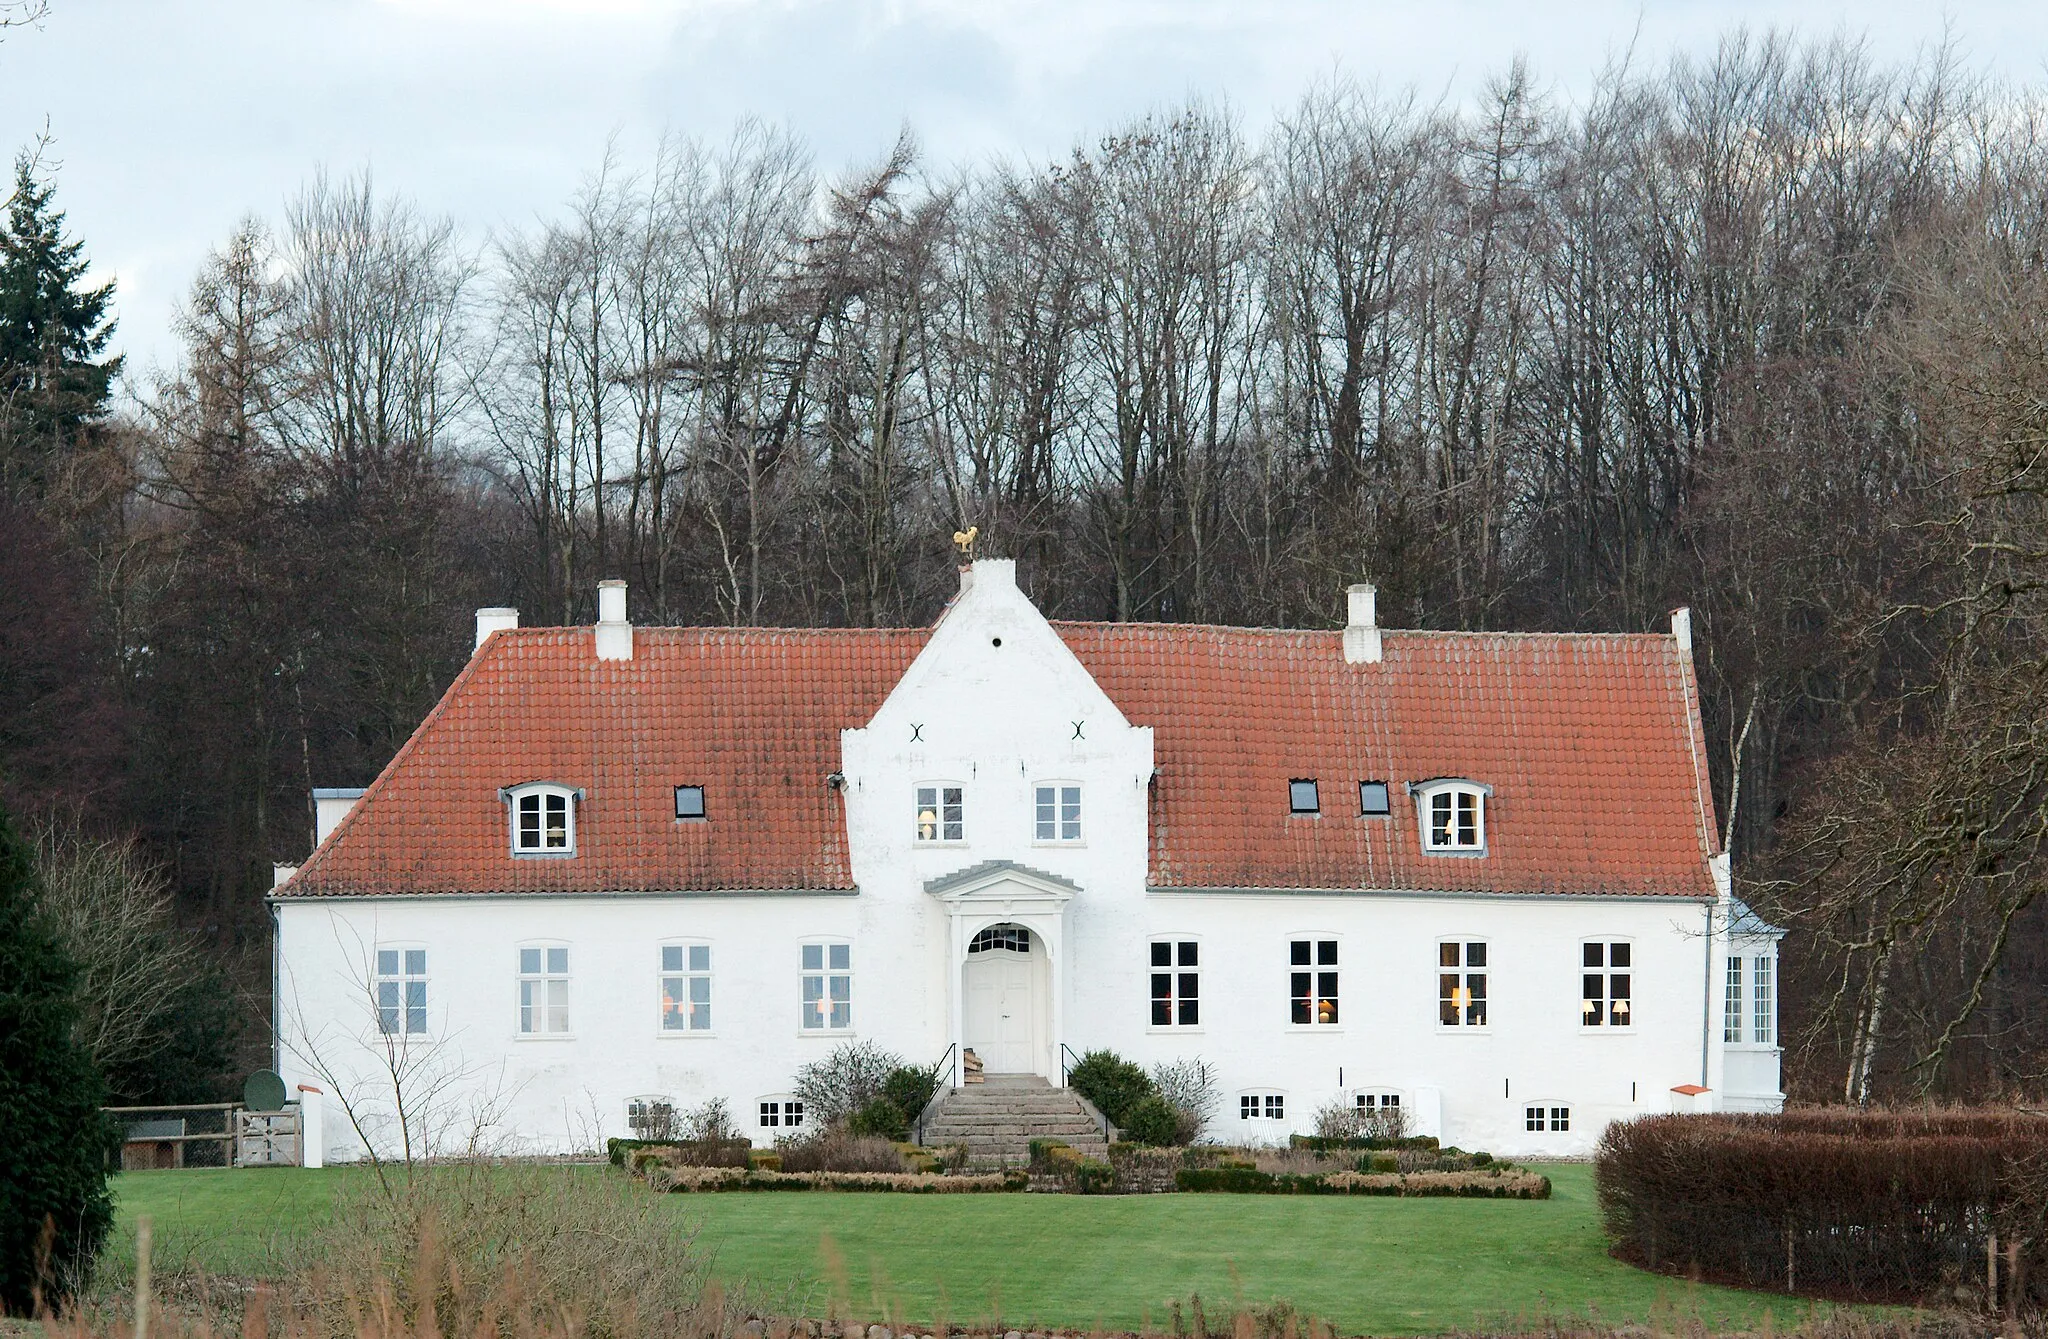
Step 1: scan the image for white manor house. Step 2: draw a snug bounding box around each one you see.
[272,559,1783,1161]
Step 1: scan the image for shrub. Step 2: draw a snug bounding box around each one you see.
[882,1064,940,1124]
[1066,1049,1155,1128]
[1122,1094,1182,1146]
[847,1097,909,1140]
[773,1128,906,1173]
[1150,1057,1219,1143]
[792,1040,903,1128]
[681,1096,739,1142]
[1595,1110,2048,1307]
[0,803,110,1314]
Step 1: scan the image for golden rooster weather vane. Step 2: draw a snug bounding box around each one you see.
[952,525,979,559]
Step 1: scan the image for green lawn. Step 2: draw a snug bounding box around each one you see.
[108,1164,1859,1335]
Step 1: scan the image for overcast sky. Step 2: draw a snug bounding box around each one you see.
[4,0,2045,379]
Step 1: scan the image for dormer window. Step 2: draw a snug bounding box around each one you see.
[504,783,581,856]
[1412,780,1490,855]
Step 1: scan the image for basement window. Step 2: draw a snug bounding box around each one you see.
[1240,1093,1286,1121]
[1289,779,1320,815]
[675,785,706,820]
[1525,1103,1570,1133]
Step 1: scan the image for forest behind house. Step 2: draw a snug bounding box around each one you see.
[5,30,2048,1109]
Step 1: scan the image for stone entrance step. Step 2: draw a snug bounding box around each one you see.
[918,1077,1110,1167]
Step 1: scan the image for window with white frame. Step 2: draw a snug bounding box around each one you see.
[375,947,428,1035]
[1724,955,1744,1043]
[1289,938,1339,1025]
[1416,782,1486,852]
[506,783,579,855]
[1150,939,1199,1026]
[1752,954,1776,1045]
[1035,784,1082,842]
[661,943,712,1032]
[1240,1093,1285,1121]
[801,941,852,1030]
[915,785,964,842]
[1438,940,1488,1027]
[970,924,1032,954]
[1581,941,1632,1027]
[758,1097,806,1130]
[518,945,570,1034]
[1524,1103,1570,1132]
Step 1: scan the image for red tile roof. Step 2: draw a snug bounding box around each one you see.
[279,619,1718,900]
[1059,624,1718,897]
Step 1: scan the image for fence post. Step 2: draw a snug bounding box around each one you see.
[2005,1239,2020,1320]
[1989,1231,1999,1312]
[134,1215,152,1339]
[1783,1215,1795,1294]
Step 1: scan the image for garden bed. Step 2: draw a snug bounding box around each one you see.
[1026,1140,1546,1197]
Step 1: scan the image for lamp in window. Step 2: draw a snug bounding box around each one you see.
[1612,998,1630,1019]
[1451,985,1473,1012]
[1318,998,1336,1024]
[918,808,938,840]
[1582,998,1598,1018]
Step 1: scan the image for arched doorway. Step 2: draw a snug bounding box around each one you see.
[962,923,1048,1075]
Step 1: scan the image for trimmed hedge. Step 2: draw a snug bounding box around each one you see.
[1595,1111,2048,1308]
[1289,1133,1441,1153]
[606,1136,750,1168]
[1175,1166,1549,1197]
[650,1165,1028,1193]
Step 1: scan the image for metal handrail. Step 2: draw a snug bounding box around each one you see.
[1058,1044,1115,1144]
[1059,1042,1084,1087]
[912,1043,958,1146]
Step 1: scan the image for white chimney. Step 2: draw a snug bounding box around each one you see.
[311,788,365,847]
[1671,606,1693,653]
[475,607,519,650]
[595,580,633,661]
[1343,582,1383,664]
[271,862,298,889]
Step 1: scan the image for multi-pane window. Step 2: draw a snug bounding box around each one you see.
[1150,940,1200,1026]
[1438,941,1488,1027]
[915,786,964,842]
[1240,1093,1285,1120]
[375,948,427,1035]
[1289,939,1339,1025]
[759,1099,806,1129]
[518,946,570,1034]
[1035,785,1082,842]
[1752,955,1776,1045]
[1355,1092,1400,1115]
[1424,786,1484,850]
[1524,1104,1570,1132]
[1724,955,1745,1043]
[801,942,852,1030]
[661,944,711,1031]
[512,787,574,854]
[969,924,1032,954]
[1582,941,1633,1027]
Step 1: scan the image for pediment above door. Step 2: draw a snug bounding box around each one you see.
[924,859,1078,911]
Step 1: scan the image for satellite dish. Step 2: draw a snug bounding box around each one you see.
[243,1070,288,1112]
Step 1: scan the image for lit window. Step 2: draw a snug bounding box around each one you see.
[1358,781,1390,816]
[1150,940,1199,1027]
[675,785,706,820]
[1414,781,1486,852]
[1724,955,1744,1043]
[506,784,579,855]
[1289,779,1320,814]
[374,947,427,1035]
[915,785,964,842]
[1439,941,1488,1027]
[1524,1103,1570,1132]
[518,945,570,1034]
[1035,784,1082,842]
[1582,941,1632,1028]
[1289,939,1339,1025]
[801,942,852,1030]
[1240,1093,1285,1121]
[660,943,711,1032]
[1752,955,1775,1045]
[759,1098,806,1129]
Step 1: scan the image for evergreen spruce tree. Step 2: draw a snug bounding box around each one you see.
[0,154,119,499]
[0,800,111,1315]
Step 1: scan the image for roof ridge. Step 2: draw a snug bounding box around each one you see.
[1052,620,1678,641]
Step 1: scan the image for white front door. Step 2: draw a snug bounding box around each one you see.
[962,928,1042,1074]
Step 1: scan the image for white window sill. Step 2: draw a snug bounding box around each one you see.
[1724,1042,1782,1053]
[1146,1025,1204,1035]
[511,850,578,860]
[656,1030,718,1040]
[1420,847,1487,858]
[1031,840,1086,849]
[798,1029,856,1038]
[1579,1026,1638,1036]
[1284,1025,1345,1035]
[514,1032,577,1041]
[913,841,970,849]
[1435,1024,1493,1035]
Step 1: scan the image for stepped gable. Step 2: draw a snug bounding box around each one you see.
[1056,623,1719,898]
[278,626,930,897]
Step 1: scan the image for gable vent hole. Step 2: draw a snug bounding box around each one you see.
[991,637,1002,647]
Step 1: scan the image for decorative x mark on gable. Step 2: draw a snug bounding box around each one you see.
[909,723,924,742]
[1072,721,1085,739]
